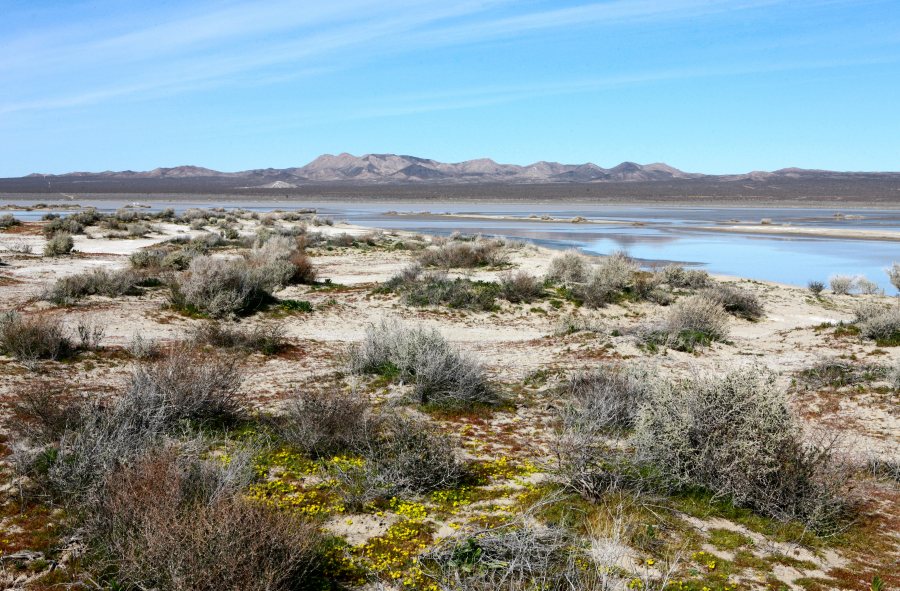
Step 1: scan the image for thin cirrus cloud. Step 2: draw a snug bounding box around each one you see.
[0,0,854,118]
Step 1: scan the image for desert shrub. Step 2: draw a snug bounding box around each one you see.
[43,231,74,256]
[795,359,884,390]
[349,319,496,408]
[658,264,712,289]
[129,344,245,427]
[10,387,87,444]
[857,308,900,346]
[76,319,106,349]
[190,320,285,355]
[807,280,825,296]
[127,333,160,359]
[43,217,83,237]
[247,234,316,285]
[546,250,589,284]
[0,213,20,229]
[130,248,168,269]
[498,270,544,303]
[642,294,729,352]
[705,284,764,320]
[553,312,604,335]
[576,251,640,308]
[126,222,150,237]
[277,388,372,458]
[42,267,142,304]
[632,367,848,531]
[354,414,466,496]
[561,366,650,434]
[829,275,855,295]
[88,447,321,591]
[887,262,900,294]
[381,266,500,311]
[0,311,73,366]
[855,276,881,295]
[417,237,507,268]
[422,520,578,591]
[171,255,272,317]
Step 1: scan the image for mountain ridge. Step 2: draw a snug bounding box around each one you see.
[20,153,900,186]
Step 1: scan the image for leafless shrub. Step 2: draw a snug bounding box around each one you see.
[632,366,849,532]
[4,239,34,254]
[127,333,160,359]
[658,264,712,289]
[129,344,245,426]
[829,275,855,295]
[554,312,604,335]
[190,320,285,355]
[890,360,900,391]
[887,262,900,295]
[641,294,729,351]
[76,319,106,349]
[498,270,544,303]
[43,231,74,256]
[546,250,589,284]
[348,318,496,408]
[10,386,87,445]
[171,255,271,317]
[88,447,321,591]
[418,238,507,268]
[277,388,372,458]
[704,284,764,320]
[562,366,651,434]
[807,280,825,296]
[855,276,881,295]
[0,311,73,367]
[42,267,142,304]
[355,414,466,497]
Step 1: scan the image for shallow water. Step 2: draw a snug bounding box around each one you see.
[3,198,900,289]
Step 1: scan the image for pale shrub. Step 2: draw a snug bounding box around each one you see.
[546,250,589,284]
[577,251,638,308]
[658,264,712,289]
[705,284,764,320]
[348,318,495,408]
[44,232,74,256]
[643,294,729,351]
[829,275,855,295]
[172,255,269,317]
[632,366,848,531]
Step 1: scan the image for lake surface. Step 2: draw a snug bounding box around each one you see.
[3,198,900,289]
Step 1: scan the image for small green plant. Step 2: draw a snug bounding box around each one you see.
[280,299,313,313]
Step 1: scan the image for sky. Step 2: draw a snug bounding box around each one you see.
[1,0,899,176]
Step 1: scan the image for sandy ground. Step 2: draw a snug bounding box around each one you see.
[0,215,898,589]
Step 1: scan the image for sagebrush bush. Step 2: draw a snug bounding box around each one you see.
[807,280,825,296]
[171,255,271,317]
[89,447,321,591]
[349,319,496,408]
[658,264,712,289]
[417,237,507,268]
[562,366,650,434]
[576,251,639,308]
[0,213,20,229]
[643,294,729,351]
[706,284,764,320]
[829,275,855,295]
[546,250,589,284]
[129,344,245,426]
[356,414,466,496]
[130,248,168,269]
[42,267,142,304]
[856,308,900,346]
[887,262,900,294]
[632,367,848,531]
[43,231,74,256]
[190,320,285,354]
[498,270,544,303]
[247,234,317,285]
[423,519,578,591]
[0,311,73,366]
[382,268,499,311]
[43,217,83,237]
[277,388,372,458]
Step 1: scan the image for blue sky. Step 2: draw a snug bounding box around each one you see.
[1,0,899,176]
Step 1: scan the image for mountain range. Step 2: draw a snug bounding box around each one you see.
[22,153,900,186]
